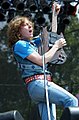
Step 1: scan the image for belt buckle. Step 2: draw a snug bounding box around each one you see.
[37,75,43,80]
[39,76,43,80]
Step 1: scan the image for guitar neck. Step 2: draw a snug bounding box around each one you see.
[51,1,57,33]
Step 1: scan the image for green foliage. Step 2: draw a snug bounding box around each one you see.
[49,16,79,95]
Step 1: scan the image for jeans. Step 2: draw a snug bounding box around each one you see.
[27,80,78,120]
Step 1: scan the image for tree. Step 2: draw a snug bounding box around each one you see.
[49,16,79,95]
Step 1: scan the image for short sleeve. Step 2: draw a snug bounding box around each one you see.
[14,40,35,59]
[32,36,41,47]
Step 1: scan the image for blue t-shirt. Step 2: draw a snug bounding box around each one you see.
[13,37,50,78]
[14,37,41,59]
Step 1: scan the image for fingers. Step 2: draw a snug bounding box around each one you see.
[60,38,67,46]
[55,38,67,49]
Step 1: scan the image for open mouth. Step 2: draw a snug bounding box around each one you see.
[29,30,32,33]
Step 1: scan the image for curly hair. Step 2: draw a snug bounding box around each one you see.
[7,16,33,47]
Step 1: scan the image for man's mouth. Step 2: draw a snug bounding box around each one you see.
[29,30,32,33]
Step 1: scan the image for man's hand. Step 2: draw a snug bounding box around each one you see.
[55,3,61,14]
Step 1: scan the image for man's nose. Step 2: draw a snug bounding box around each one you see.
[29,24,32,28]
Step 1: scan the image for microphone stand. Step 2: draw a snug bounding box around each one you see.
[40,26,51,120]
[43,54,51,120]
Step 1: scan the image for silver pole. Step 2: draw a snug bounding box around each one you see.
[43,54,51,120]
[40,27,51,120]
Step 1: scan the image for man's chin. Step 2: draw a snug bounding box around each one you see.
[29,37,33,40]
